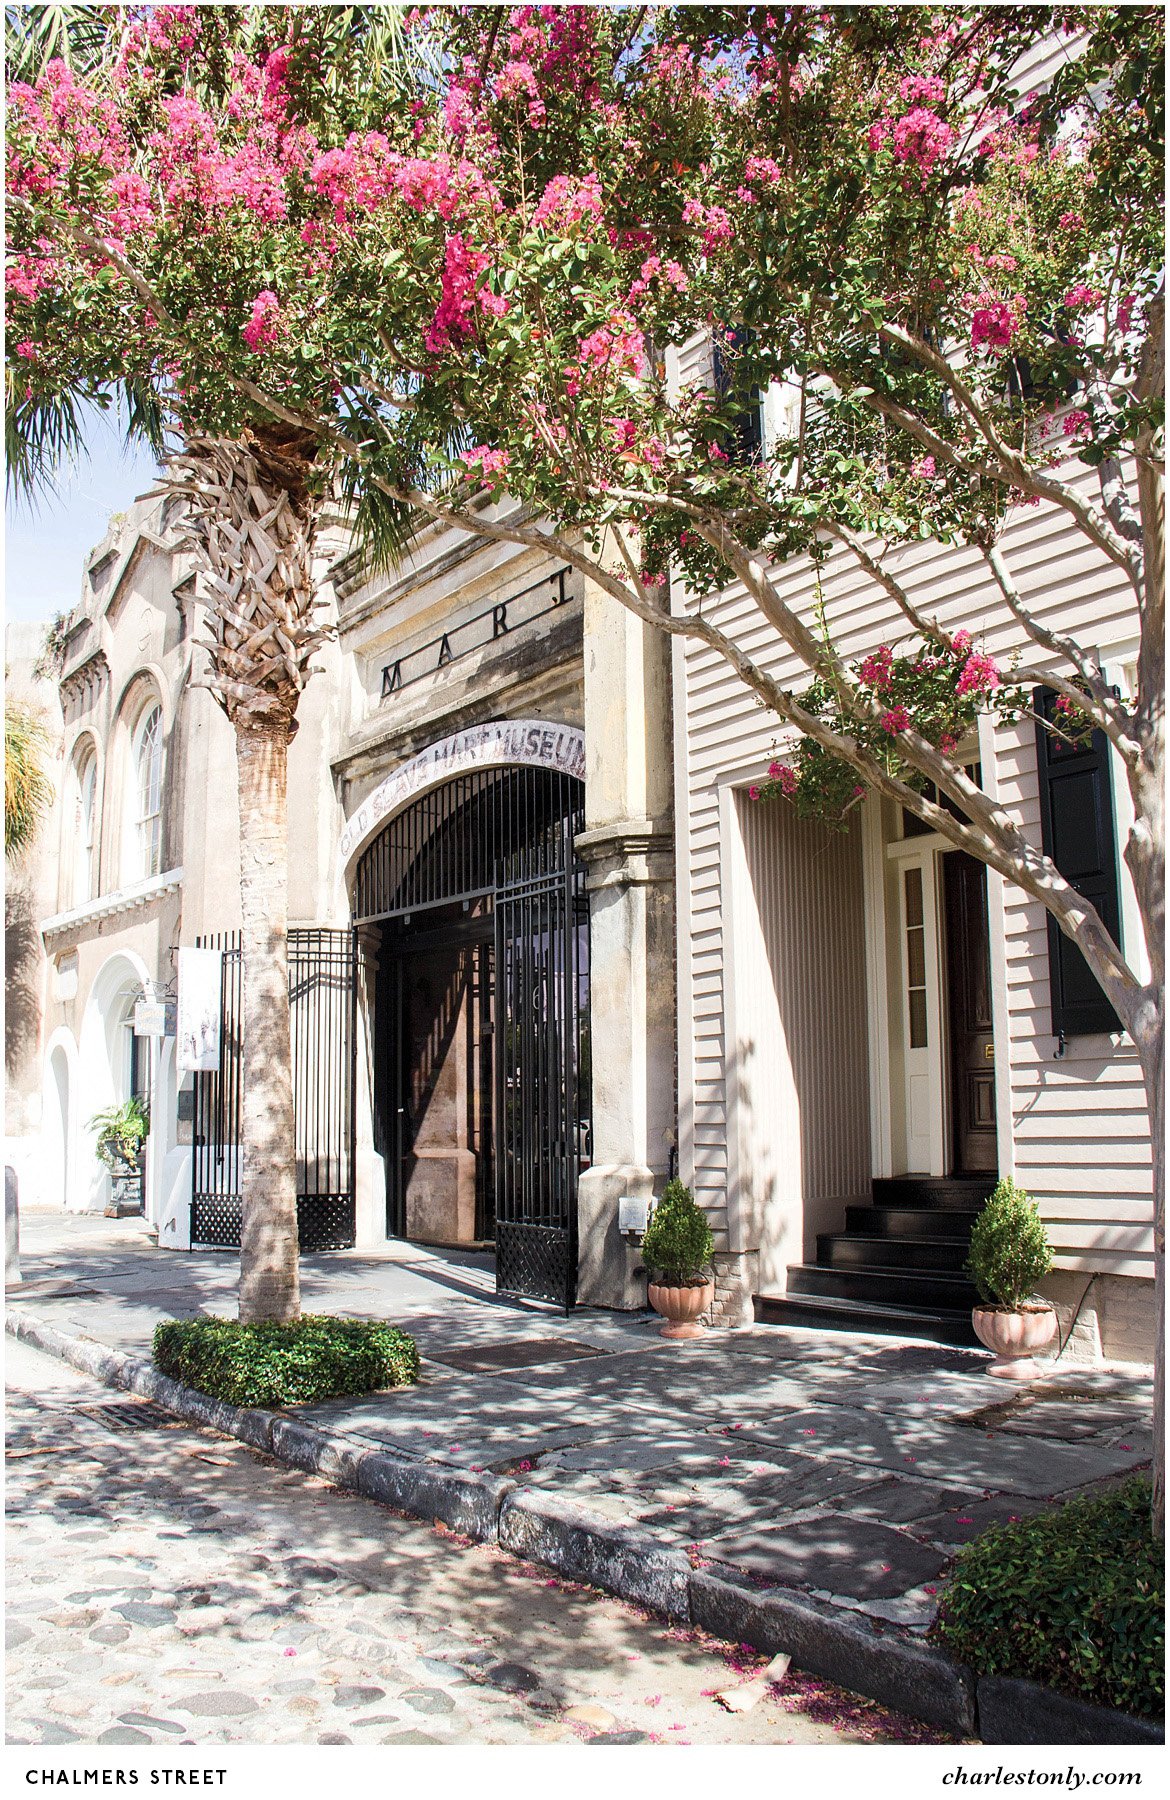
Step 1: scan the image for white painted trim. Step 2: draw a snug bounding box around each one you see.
[893,846,948,1175]
[41,867,183,939]
[669,599,697,1192]
[719,782,746,1254]
[861,798,893,1180]
[979,714,1015,1180]
[886,831,951,860]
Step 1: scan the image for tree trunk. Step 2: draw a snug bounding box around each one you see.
[164,428,324,1326]
[236,722,300,1323]
[1141,1038,1165,1538]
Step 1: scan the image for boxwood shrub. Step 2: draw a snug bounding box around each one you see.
[930,1475,1163,1720]
[153,1314,420,1408]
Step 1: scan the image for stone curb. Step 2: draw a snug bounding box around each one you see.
[499,1486,693,1620]
[976,1676,1164,1746]
[689,1568,976,1736]
[7,1306,1159,1745]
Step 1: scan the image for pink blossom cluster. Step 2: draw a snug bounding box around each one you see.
[1063,284,1101,312]
[149,92,290,224]
[956,651,1001,697]
[146,5,200,60]
[859,645,895,691]
[6,248,59,303]
[682,198,733,250]
[565,313,643,394]
[869,106,955,183]
[628,254,688,303]
[1062,409,1093,440]
[1116,294,1136,333]
[538,6,600,100]
[744,155,784,188]
[1058,211,1084,231]
[968,291,1025,350]
[7,60,129,202]
[459,445,510,481]
[311,138,497,230]
[898,74,947,108]
[910,454,937,480]
[242,290,283,353]
[426,234,490,353]
[494,59,546,127]
[531,172,604,232]
[768,760,798,798]
[880,706,911,734]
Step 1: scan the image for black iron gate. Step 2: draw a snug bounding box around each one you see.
[354,764,590,1308]
[191,928,357,1251]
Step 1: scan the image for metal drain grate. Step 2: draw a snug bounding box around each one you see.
[426,1337,610,1375]
[75,1401,183,1432]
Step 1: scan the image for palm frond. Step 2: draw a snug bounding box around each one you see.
[343,465,419,578]
[4,699,54,861]
[4,3,113,83]
[4,383,86,505]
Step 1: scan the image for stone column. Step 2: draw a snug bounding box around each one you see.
[575,570,675,1308]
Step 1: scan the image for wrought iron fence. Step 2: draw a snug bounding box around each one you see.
[191,928,357,1252]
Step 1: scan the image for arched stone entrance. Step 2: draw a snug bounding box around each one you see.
[349,733,589,1308]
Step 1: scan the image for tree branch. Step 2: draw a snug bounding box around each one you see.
[980,542,1139,759]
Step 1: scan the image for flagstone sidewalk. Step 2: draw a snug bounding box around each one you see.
[8,1207,1154,1650]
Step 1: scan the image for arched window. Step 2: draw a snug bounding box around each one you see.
[131,703,163,880]
[73,749,98,906]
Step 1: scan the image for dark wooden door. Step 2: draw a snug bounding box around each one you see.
[943,851,997,1173]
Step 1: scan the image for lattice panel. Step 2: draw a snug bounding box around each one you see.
[192,1194,354,1254]
[495,1222,575,1308]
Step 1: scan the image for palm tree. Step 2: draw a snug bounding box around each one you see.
[4,697,54,862]
[164,428,329,1321]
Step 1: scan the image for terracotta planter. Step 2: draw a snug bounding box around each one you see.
[648,1280,715,1340]
[972,1305,1057,1379]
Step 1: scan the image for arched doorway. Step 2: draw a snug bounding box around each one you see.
[44,1038,73,1209]
[352,762,591,1307]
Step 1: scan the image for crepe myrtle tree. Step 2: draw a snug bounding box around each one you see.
[5,3,427,1323]
[5,5,1163,1499]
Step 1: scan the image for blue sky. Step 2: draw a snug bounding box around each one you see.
[4,406,163,625]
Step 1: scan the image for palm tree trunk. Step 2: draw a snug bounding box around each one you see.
[165,428,326,1326]
[236,721,300,1322]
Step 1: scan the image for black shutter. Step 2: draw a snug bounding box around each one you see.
[713,328,763,465]
[1033,687,1122,1036]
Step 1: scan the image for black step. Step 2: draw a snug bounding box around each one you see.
[817,1232,972,1274]
[872,1175,996,1211]
[844,1205,981,1241]
[754,1289,979,1348]
[786,1260,980,1311]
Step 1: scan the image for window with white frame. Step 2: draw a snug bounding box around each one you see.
[73,748,98,905]
[131,703,163,880]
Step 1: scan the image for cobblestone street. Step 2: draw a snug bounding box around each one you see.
[6,1336,950,1749]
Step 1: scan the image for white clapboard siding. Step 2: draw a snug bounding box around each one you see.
[672,331,1152,1274]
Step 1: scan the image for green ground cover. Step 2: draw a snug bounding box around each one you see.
[931,1475,1163,1719]
[153,1314,420,1407]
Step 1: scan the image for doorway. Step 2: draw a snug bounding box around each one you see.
[357,764,591,1307]
[943,850,997,1173]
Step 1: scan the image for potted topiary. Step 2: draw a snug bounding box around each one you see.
[640,1177,715,1340]
[966,1176,1056,1378]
